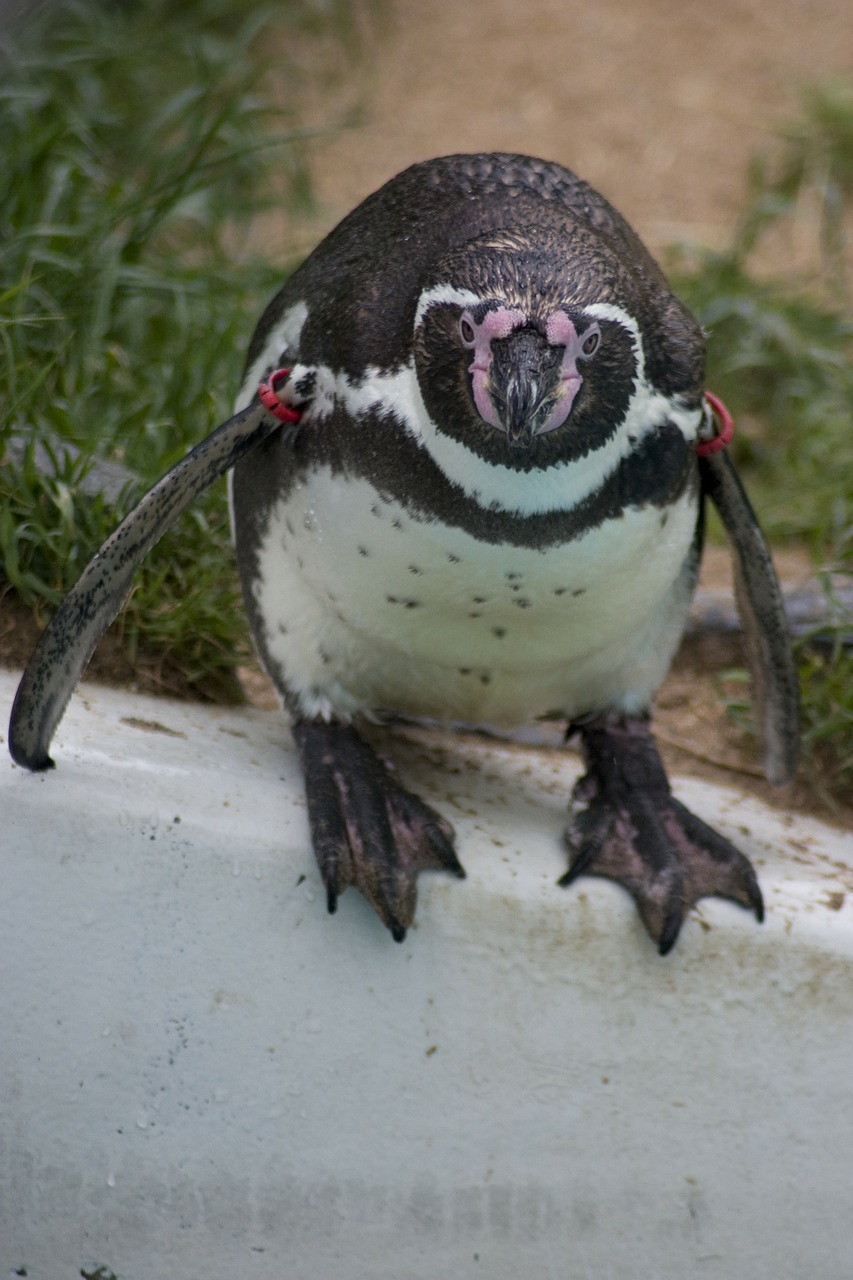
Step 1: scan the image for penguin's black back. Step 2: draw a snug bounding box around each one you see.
[245,153,702,399]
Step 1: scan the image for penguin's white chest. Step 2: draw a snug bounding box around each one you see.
[249,465,698,726]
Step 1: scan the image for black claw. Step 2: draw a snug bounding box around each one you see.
[562,715,765,953]
[657,907,683,958]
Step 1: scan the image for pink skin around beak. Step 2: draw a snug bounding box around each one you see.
[543,311,586,433]
[466,306,526,430]
[464,307,596,437]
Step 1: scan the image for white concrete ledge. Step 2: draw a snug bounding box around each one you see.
[2,670,852,1279]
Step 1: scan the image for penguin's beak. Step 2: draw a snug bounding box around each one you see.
[486,327,570,447]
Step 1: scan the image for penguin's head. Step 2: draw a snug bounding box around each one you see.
[413,232,643,470]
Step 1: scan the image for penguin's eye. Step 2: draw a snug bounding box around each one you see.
[581,328,600,357]
[459,316,476,346]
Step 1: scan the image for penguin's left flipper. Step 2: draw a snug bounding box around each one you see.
[9,398,298,772]
[700,449,800,786]
[292,719,466,942]
[561,716,764,955]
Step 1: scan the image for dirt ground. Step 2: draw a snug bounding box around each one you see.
[291,0,853,263]
[3,0,851,827]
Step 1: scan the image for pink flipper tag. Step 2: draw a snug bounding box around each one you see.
[258,369,303,425]
[697,391,734,456]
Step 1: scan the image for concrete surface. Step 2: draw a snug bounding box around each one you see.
[2,669,852,1280]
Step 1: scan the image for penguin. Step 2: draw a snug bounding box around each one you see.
[9,153,799,954]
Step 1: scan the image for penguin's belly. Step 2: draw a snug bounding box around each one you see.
[248,467,698,725]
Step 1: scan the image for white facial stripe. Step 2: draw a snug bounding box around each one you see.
[235,300,309,412]
[232,296,701,520]
[414,283,481,329]
[581,301,646,379]
[335,362,699,517]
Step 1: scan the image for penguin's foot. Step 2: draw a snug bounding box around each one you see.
[292,719,465,941]
[561,715,764,955]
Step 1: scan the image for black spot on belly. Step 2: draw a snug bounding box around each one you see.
[371,504,382,518]
[392,518,404,531]
[554,587,568,596]
[479,673,491,685]
[572,587,586,597]
[506,571,523,581]
[285,518,295,536]
[492,626,506,638]
[469,610,482,618]
[459,667,471,676]
[447,553,461,564]
[408,565,423,575]
[472,595,488,604]
[513,597,532,609]
[660,511,669,528]
[358,545,369,557]
[278,623,288,635]
[387,595,421,608]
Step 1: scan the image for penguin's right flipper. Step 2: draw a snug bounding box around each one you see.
[9,398,299,771]
[700,450,800,787]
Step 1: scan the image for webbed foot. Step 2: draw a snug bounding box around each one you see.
[292,719,465,941]
[561,716,763,955]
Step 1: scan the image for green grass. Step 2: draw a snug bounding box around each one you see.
[0,0,356,697]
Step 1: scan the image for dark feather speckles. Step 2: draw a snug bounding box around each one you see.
[447,553,461,564]
[408,565,424,575]
[386,595,422,609]
[492,626,507,638]
[293,369,317,398]
[358,545,370,557]
[513,597,532,609]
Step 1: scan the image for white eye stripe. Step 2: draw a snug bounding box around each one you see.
[580,303,644,375]
[414,283,481,329]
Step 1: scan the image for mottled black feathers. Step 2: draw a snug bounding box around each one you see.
[244,153,704,401]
